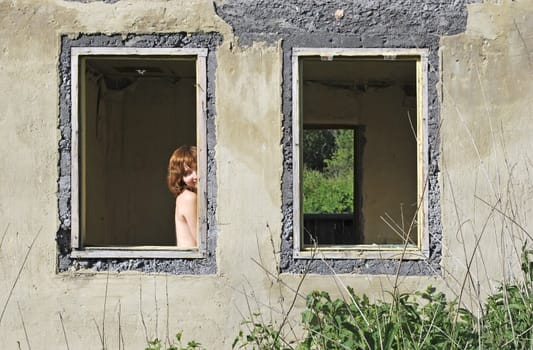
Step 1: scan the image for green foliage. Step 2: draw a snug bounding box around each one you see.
[481,284,533,349]
[303,129,354,214]
[232,313,292,350]
[146,332,206,350]
[480,248,533,350]
[159,250,533,350]
[323,129,354,178]
[303,129,336,171]
[299,286,477,350]
[303,170,353,214]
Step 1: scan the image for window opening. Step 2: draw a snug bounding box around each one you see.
[302,126,363,246]
[70,47,207,258]
[292,48,428,259]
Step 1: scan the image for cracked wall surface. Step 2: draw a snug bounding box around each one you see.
[215,0,479,274]
[0,0,532,348]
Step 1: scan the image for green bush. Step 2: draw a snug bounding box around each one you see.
[303,128,355,214]
[481,283,533,349]
[232,249,533,350]
[158,251,533,350]
[303,170,353,214]
[298,286,477,350]
[480,248,533,350]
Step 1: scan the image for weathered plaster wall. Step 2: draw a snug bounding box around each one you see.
[440,0,533,302]
[0,1,237,348]
[260,0,476,274]
[0,0,532,348]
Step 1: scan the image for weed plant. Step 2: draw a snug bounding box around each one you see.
[230,249,532,350]
[146,331,206,350]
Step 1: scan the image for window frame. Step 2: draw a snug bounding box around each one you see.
[69,47,208,259]
[292,47,429,260]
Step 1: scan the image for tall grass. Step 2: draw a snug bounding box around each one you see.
[229,243,532,350]
[229,70,533,348]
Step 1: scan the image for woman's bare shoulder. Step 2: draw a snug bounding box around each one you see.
[177,189,197,203]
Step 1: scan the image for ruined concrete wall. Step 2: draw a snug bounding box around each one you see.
[0,1,236,348]
[214,0,477,274]
[439,0,533,302]
[0,0,532,348]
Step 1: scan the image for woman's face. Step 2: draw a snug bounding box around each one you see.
[182,164,198,189]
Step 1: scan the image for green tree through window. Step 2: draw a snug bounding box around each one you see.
[303,128,354,214]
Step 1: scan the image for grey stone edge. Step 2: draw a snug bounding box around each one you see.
[57,33,222,274]
[213,0,478,275]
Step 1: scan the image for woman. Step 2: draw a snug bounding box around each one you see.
[167,145,198,248]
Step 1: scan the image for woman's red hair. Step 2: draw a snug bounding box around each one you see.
[167,145,197,197]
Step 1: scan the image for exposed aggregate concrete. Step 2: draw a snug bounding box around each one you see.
[57,33,222,274]
[215,0,480,275]
[57,0,479,275]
